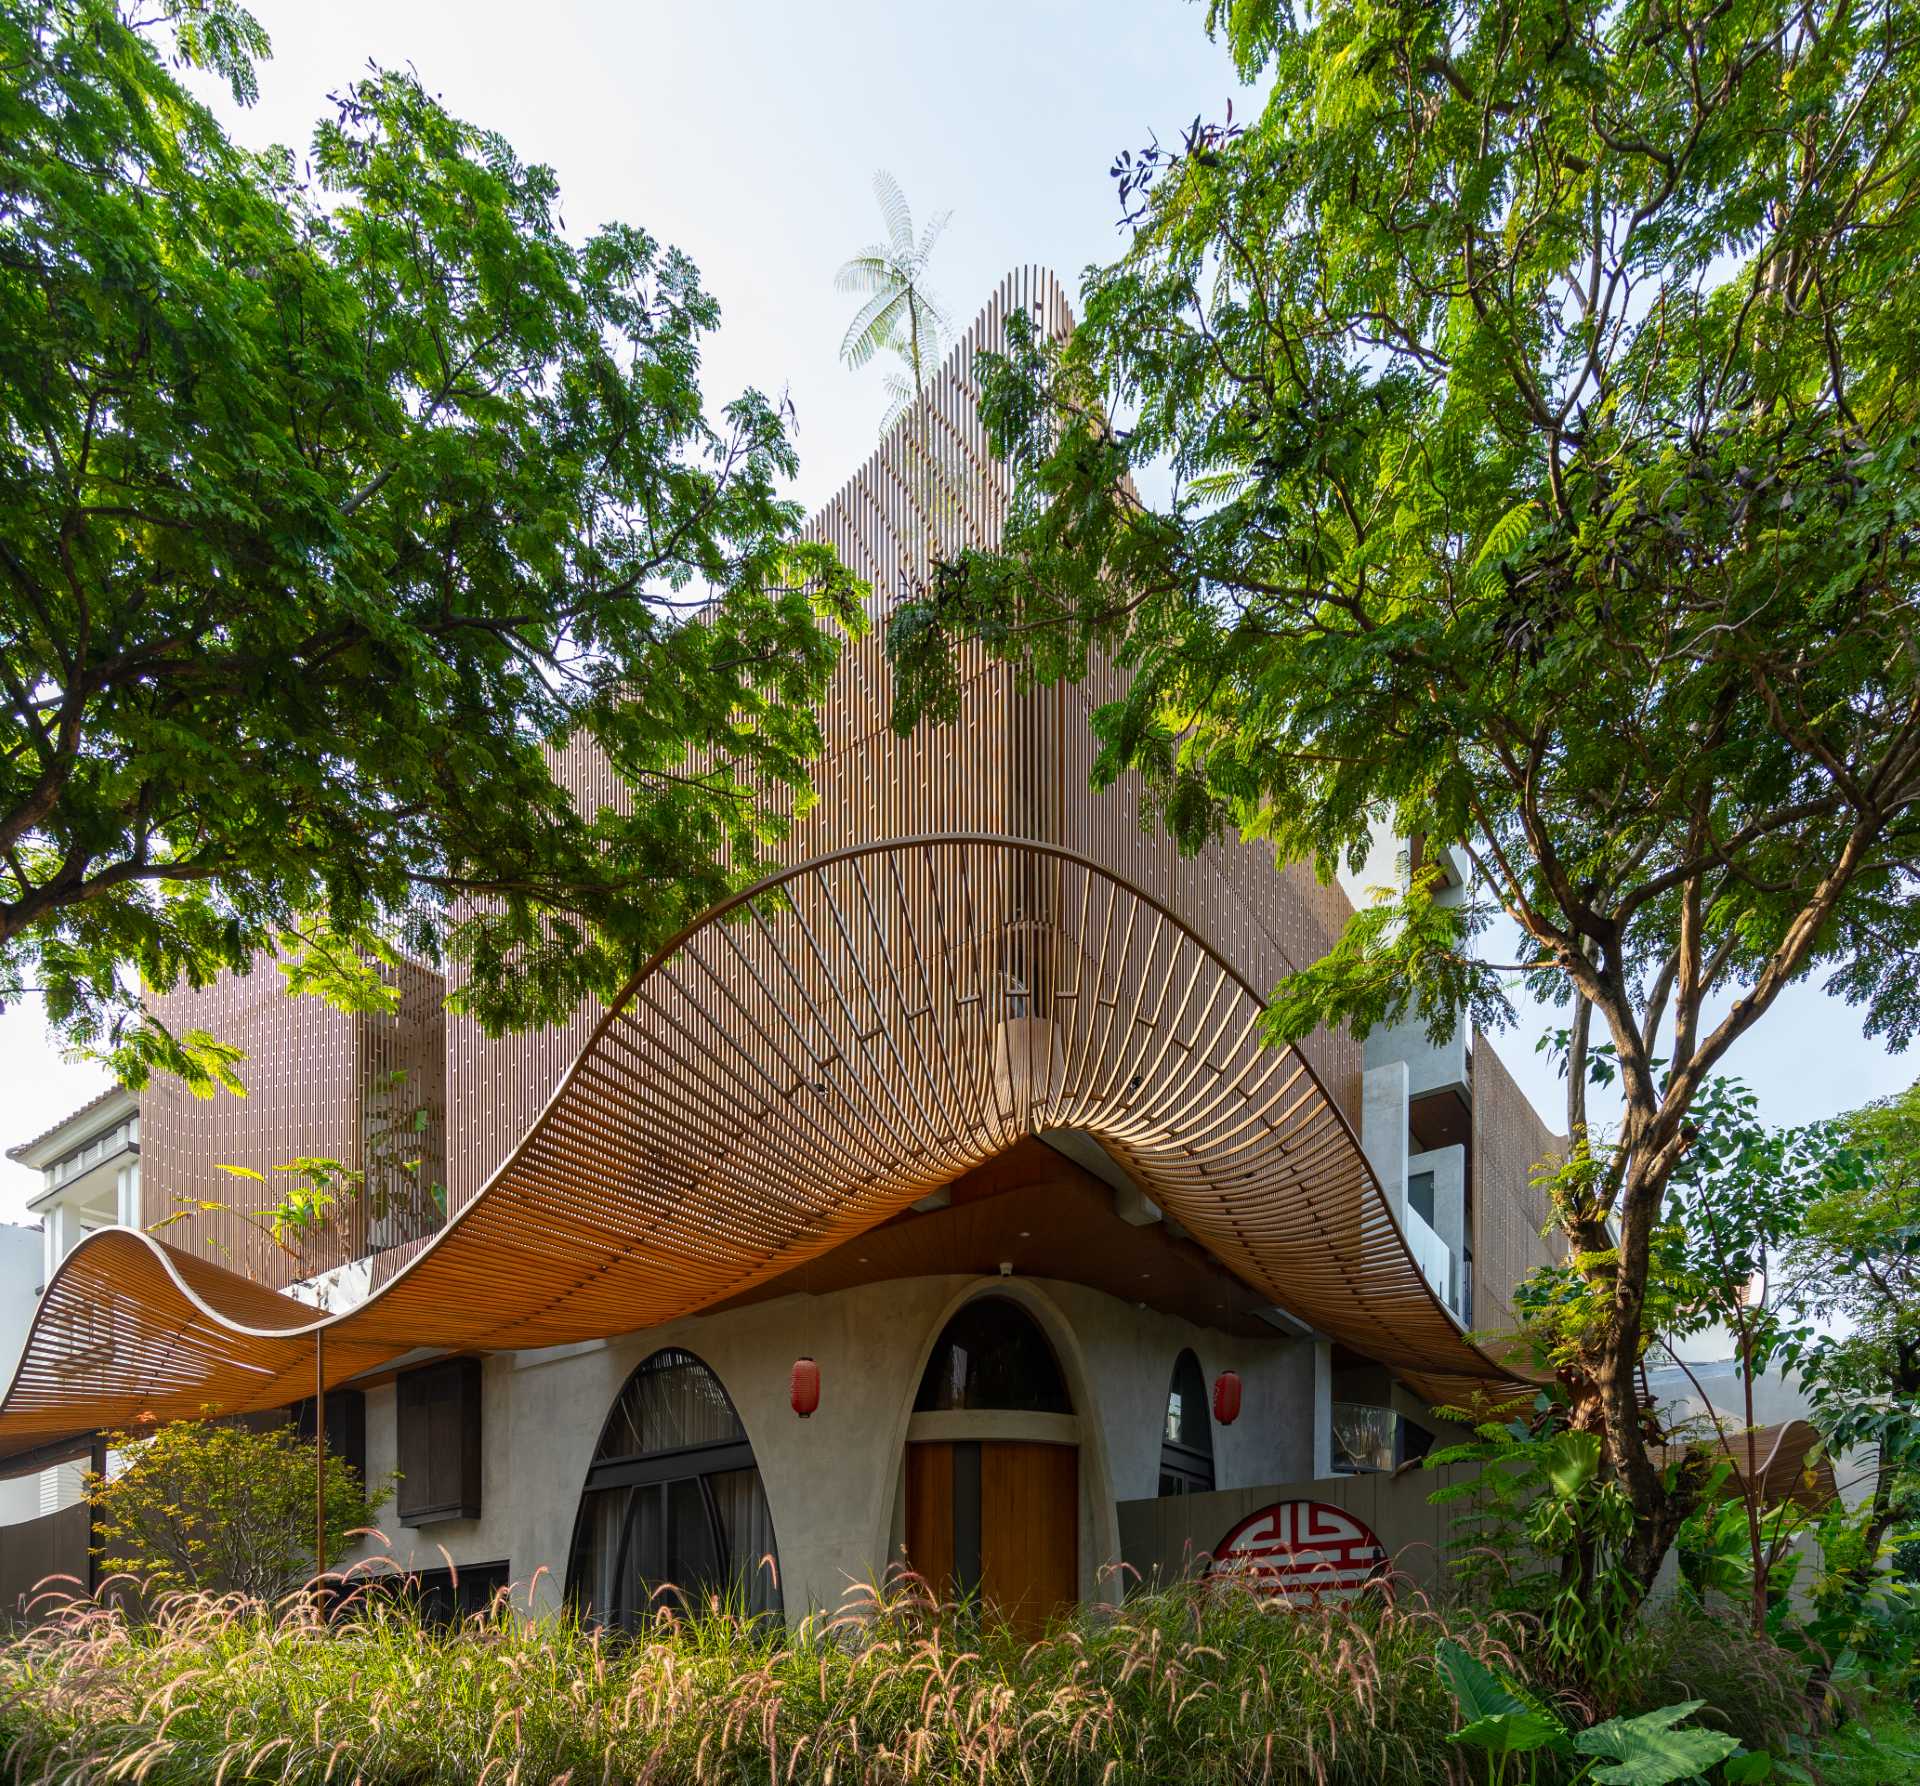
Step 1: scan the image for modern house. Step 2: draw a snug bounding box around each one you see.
[0,273,1566,1628]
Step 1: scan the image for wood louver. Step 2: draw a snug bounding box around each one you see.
[0,835,1524,1466]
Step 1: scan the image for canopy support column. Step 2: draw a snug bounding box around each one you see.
[313,1328,326,1581]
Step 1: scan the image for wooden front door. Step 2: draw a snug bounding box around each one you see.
[906,1439,1078,1636]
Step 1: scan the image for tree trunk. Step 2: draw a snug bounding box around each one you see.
[1743,1329,1768,1634]
[1567,1132,1711,1612]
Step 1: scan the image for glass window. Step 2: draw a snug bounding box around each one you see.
[1332,1402,1396,1474]
[1158,1350,1215,1495]
[913,1297,1071,1414]
[390,1560,510,1627]
[565,1350,781,1626]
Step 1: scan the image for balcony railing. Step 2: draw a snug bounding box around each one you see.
[1403,1200,1457,1315]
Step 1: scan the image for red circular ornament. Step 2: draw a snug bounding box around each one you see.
[1210,1500,1389,1606]
[1211,1368,1242,1426]
[790,1356,821,1418]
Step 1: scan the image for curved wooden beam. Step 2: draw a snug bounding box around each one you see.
[0,835,1521,1461]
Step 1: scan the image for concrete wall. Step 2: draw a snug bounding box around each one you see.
[346,1273,1318,1623]
[1361,1062,1410,1223]
[1363,1015,1470,1102]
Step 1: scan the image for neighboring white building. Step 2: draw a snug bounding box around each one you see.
[0,1226,41,1525]
[5,1089,140,1517]
[8,1086,141,1284]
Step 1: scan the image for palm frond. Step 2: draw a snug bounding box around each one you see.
[879,367,915,431]
[873,168,914,257]
[839,288,909,369]
[915,287,953,346]
[838,172,952,398]
[834,253,896,296]
[917,208,953,264]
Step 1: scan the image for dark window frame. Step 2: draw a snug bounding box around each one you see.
[395,1357,482,1526]
[392,1559,511,1627]
[1158,1349,1216,1497]
[565,1348,780,1628]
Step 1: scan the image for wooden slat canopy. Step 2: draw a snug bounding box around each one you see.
[0,835,1524,1465]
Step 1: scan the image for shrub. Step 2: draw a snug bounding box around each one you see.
[1605,1602,1810,1761]
[86,1416,390,1598]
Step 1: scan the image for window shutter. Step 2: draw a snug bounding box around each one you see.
[395,1358,482,1525]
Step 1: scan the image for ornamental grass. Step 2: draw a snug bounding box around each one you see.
[0,1563,1515,1786]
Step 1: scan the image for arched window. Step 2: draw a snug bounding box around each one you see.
[1158,1349,1215,1495]
[914,1295,1072,1413]
[566,1349,781,1625]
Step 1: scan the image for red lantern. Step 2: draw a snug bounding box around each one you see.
[790,1356,821,1419]
[1212,1369,1242,1426]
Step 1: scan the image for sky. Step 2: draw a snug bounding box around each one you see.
[1,0,1912,1220]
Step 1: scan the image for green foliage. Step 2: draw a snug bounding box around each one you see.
[1771,1079,1920,1695]
[1798,1494,1920,1695]
[86,1415,390,1599]
[1661,1080,1863,1372]
[1803,1692,1920,1785]
[1435,1639,1567,1763]
[1605,1604,1810,1769]
[1675,1498,1808,1616]
[1435,1639,1756,1784]
[1784,1079,1920,1421]
[0,0,865,1080]
[1431,1403,1644,1683]
[1572,1704,1742,1786]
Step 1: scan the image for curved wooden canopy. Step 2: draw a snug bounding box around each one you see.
[0,836,1522,1464]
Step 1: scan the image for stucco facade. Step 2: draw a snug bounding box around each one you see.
[351,1271,1319,1622]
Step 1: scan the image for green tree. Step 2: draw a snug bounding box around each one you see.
[0,0,864,1088]
[889,0,1920,1602]
[1781,1080,1920,1678]
[87,1413,388,1597]
[1657,1081,1861,1633]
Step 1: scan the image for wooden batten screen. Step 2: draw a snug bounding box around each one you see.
[142,952,446,1289]
[441,268,1366,1207]
[1469,1033,1568,1339]
[0,837,1525,1466]
[395,1358,482,1526]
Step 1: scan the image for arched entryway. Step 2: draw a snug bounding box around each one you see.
[565,1348,781,1625]
[903,1295,1078,1635]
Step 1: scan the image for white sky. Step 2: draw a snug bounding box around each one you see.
[1,0,1911,1220]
